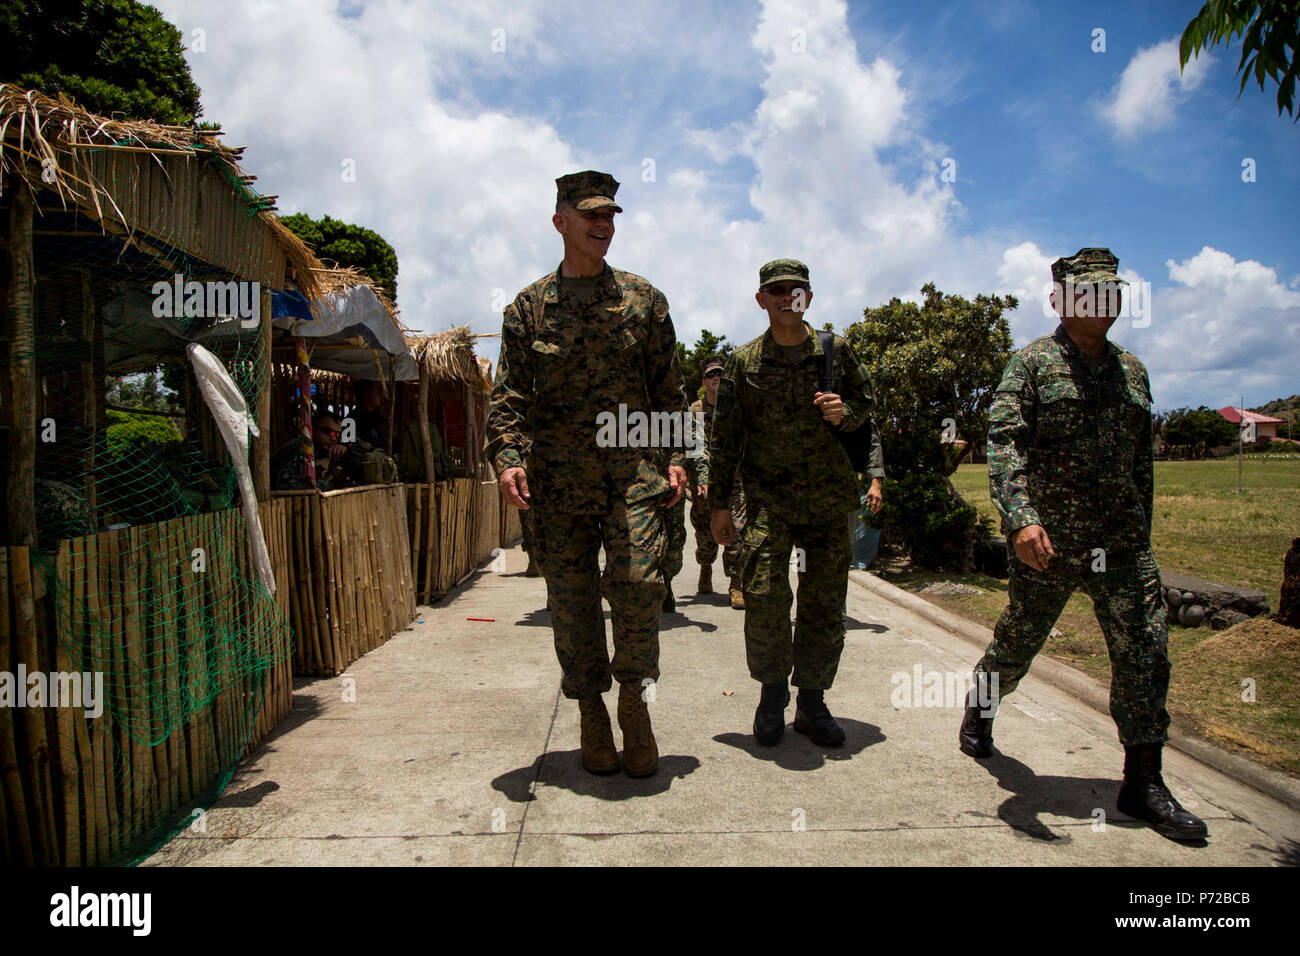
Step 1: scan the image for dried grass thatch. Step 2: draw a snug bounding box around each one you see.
[408,327,488,393]
[0,84,322,299]
[311,265,408,335]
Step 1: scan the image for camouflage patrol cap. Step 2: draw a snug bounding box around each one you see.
[555,170,623,213]
[701,355,726,373]
[759,259,810,288]
[1052,247,1129,286]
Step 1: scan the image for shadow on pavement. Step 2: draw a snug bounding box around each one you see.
[514,608,552,627]
[975,751,1208,847]
[845,616,888,633]
[492,752,701,802]
[713,718,885,771]
[1273,837,1300,867]
[659,610,720,633]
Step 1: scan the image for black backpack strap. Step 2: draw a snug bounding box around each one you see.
[815,329,836,393]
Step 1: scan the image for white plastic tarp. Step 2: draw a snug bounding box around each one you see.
[186,343,275,595]
[272,284,417,382]
[101,290,249,371]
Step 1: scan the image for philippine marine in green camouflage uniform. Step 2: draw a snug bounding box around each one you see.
[710,259,885,748]
[485,171,689,779]
[960,247,1206,842]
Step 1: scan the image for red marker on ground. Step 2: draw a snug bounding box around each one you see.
[467,617,495,622]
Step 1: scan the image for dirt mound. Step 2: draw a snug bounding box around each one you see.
[1194,616,1300,664]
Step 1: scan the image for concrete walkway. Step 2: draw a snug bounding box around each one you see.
[147,542,1300,866]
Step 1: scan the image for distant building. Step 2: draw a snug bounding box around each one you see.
[1217,407,1288,442]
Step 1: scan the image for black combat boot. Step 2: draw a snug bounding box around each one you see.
[793,688,846,746]
[1117,744,1209,841]
[753,682,789,746]
[958,685,996,758]
[662,580,676,613]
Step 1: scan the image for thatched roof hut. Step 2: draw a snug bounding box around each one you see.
[0,84,323,300]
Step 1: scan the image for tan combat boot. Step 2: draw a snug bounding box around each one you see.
[578,696,620,775]
[729,583,745,610]
[698,562,713,594]
[617,683,659,777]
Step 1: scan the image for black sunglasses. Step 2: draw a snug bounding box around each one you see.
[703,368,723,379]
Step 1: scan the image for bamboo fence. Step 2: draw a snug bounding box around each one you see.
[275,484,415,676]
[0,500,293,867]
[404,479,509,604]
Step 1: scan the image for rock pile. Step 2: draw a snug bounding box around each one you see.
[1161,572,1270,630]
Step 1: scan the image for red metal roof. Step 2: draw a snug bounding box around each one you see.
[1217,406,1286,425]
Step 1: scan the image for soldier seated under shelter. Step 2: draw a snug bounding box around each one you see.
[271,412,397,492]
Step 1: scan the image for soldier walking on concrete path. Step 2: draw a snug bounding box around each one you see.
[961,247,1207,843]
[688,354,750,610]
[485,170,689,779]
[709,259,885,749]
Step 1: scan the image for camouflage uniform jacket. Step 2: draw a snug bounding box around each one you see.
[272,436,383,492]
[688,397,714,487]
[484,263,689,514]
[709,322,884,523]
[987,323,1154,555]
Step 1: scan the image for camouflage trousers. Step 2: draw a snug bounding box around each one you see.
[690,479,746,579]
[533,495,668,699]
[739,501,850,689]
[974,546,1170,746]
[661,493,687,582]
[520,506,536,556]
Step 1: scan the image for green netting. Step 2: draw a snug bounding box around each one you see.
[3,187,292,866]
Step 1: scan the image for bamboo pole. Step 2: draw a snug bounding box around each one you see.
[0,549,35,865]
[423,484,438,601]
[77,537,102,864]
[252,287,273,501]
[385,353,396,457]
[185,515,211,801]
[100,531,121,859]
[81,270,98,528]
[150,522,173,823]
[10,548,56,863]
[410,482,423,584]
[417,360,436,484]
[6,188,36,546]
[120,527,142,844]
[296,337,316,487]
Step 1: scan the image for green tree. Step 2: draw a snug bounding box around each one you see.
[280,213,400,303]
[1164,406,1240,458]
[676,329,735,402]
[1180,0,1300,119]
[843,283,1016,571]
[105,367,182,413]
[843,283,1016,477]
[3,0,203,124]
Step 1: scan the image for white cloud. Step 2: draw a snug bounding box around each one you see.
[1097,37,1211,138]
[157,0,1294,416]
[1118,247,1300,409]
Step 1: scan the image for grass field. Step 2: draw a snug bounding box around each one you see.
[884,457,1300,775]
[950,457,1299,599]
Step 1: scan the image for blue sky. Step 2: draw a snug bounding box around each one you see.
[159,0,1299,410]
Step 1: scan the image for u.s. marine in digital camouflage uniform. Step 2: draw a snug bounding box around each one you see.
[960,247,1207,842]
[485,170,689,779]
[710,259,885,748]
[686,356,749,609]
